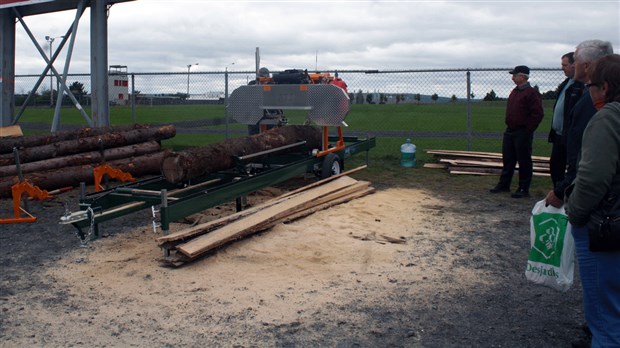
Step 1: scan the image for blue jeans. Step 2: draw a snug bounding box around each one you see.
[571,223,620,347]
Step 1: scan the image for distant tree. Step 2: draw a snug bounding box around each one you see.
[355,90,364,104]
[69,81,87,103]
[483,89,498,101]
[451,94,458,102]
[470,92,475,99]
[413,93,421,104]
[541,90,558,100]
[175,92,189,101]
[366,93,375,104]
[379,93,387,104]
[431,93,439,102]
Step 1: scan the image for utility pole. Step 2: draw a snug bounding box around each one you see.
[45,35,64,107]
[186,63,198,97]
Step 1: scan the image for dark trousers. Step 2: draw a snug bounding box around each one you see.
[498,128,534,190]
[549,137,567,188]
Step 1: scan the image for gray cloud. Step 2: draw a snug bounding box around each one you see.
[13,0,620,74]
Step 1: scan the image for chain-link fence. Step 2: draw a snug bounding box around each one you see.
[13,68,564,153]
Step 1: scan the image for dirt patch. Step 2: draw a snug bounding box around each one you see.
[0,175,585,347]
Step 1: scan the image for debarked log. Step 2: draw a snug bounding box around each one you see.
[0,141,161,178]
[0,124,150,155]
[0,151,170,197]
[0,124,176,166]
[161,125,322,183]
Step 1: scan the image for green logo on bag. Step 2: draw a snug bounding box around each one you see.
[530,212,568,267]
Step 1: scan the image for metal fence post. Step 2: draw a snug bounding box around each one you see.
[131,73,136,125]
[224,69,229,139]
[466,70,472,151]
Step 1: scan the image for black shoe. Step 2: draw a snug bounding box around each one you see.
[490,185,510,193]
[571,325,592,348]
[571,338,591,348]
[511,188,530,198]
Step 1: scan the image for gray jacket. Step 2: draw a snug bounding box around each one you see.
[566,101,620,226]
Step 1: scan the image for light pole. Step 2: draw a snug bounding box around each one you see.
[225,62,235,139]
[186,63,198,97]
[45,35,64,107]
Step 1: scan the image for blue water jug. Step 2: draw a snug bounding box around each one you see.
[400,138,416,167]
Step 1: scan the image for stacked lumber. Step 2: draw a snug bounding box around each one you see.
[424,149,550,177]
[0,124,176,197]
[157,169,374,266]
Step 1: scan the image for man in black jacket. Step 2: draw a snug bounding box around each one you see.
[545,40,614,208]
[548,52,584,188]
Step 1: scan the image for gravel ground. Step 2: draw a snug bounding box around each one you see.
[0,172,586,347]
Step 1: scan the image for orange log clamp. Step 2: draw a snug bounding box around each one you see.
[94,164,136,192]
[0,181,53,224]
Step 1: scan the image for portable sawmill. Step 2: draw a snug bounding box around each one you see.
[60,73,375,240]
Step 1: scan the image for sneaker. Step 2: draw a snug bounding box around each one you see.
[511,188,530,198]
[490,185,510,193]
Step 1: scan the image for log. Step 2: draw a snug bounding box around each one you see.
[0,141,161,178]
[0,124,150,154]
[0,151,170,197]
[175,176,360,259]
[0,124,176,166]
[161,125,322,183]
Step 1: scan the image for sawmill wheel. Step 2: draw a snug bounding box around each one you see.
[321,153,343,179]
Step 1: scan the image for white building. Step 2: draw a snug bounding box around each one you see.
[108,65,129,105]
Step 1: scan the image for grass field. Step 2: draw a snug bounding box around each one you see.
[13,101,557,196]
[17,100,555,158]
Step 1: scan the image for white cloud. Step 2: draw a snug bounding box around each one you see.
[11,0,620,74]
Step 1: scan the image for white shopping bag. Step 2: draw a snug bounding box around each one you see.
[524,200,574,292]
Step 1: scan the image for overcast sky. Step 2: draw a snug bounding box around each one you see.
[13,0,620,75]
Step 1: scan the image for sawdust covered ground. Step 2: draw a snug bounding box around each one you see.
[0,173,585,347]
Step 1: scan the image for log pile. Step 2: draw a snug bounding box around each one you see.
[0,124,176,197]
[157,170,374,266]
[424,149,550,176]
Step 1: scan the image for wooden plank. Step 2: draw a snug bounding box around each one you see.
[175,176,361,258]
[229,182,372,241]
[0,125,23,138]
[157,169,367,246]
[440,159,549,173]
[275,186,374,225]
[159,185,375,267]
[449,169,550,177]
[427,149,549,162]
[423,163,448,169]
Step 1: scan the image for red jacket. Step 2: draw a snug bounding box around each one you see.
[505,83,544,132]
[330,78,348,94]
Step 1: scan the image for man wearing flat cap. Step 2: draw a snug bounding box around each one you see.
[490,65,544,198]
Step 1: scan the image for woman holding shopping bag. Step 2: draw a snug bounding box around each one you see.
[566,53,620,347]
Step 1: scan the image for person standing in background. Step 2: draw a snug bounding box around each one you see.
[330,71,348,94]
[548,52,583,188]
[490,65,544,198]
[545,40,614,209]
